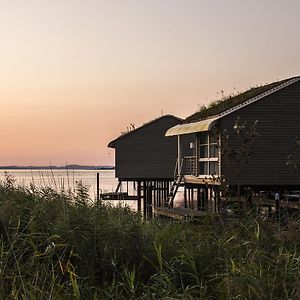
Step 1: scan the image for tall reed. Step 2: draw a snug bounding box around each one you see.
[0,177,300,299]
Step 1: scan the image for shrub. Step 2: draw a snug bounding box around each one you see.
[0,183,300,299]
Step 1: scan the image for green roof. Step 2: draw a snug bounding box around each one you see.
[184,76,299,124]
[108,115,181,148]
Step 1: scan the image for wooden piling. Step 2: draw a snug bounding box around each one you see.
[148,184,153,218]
[137,181,141,212]
[204,187,208,209]
[197,187,201,210]
[191,187,194,209]
[96,172,100,201]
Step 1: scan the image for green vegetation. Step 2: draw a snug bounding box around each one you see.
[1,178,300,299]
[185,77,293,123]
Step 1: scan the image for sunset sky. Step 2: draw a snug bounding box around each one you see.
[1,0,300,166]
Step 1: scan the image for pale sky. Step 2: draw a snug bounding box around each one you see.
[1,0,299,166]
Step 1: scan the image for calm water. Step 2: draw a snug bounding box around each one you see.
[0,169,184,210]
[0,169,143,209]
[0,169,117,199]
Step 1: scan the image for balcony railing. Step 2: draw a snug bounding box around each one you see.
[183,156,197,177]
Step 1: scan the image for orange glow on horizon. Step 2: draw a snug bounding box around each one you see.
[1,1,299,165]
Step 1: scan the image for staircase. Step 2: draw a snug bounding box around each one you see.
[166,158,184,208]
[166,174,183,207]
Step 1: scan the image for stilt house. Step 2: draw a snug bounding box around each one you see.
[165,76,300,210]
[108,115,193,217]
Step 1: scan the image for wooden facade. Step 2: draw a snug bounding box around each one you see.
[106,76,300,218]
[165,76,300,206]
[220,79,300,187]
[107,115,193,218]
[109,115,186,179]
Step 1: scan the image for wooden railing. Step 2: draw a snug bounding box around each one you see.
[183,156,197,176]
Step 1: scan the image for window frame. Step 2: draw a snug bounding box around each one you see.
[198,131,219,177]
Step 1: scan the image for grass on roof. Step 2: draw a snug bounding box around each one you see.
[184,77,294,124]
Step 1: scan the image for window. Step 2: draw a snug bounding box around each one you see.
[198,132,219,176]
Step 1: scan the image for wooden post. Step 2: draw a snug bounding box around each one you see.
[210,187,213,209]
[143,181,147,218]
[197,187,201,210]
[137,181,141,212]
[204,187,208,209]
[115,180,121,193]
[213,187,219,212]
[191,187,194,209]
[157,181,159,207]
[163,181,165,205]
[201,188,204,210]
[158,181,160,206]
[212,187,216,212]
[158,181,161,207]
[188,187,191,208]
[177,135,182,176]
[154,181,157,208]
[216,186,220,212]
[184,186,187,208]
[195,134,199,176]
[166,181,170,207]
[149,184,153,218]
[96,172,100,201]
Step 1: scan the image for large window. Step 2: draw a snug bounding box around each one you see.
[199,132,219,176]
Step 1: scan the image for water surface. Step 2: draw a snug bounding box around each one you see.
[0,169,118,200]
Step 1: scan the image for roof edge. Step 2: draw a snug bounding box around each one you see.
[108,114,182,148]
[216,76,300,119]
[165,116,219,136]
[165,76,300,136]
[184,76,300,124]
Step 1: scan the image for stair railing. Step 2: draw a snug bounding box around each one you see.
[167,158,184,208]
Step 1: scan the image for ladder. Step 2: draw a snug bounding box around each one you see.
[166,174,183,208]
[166,158,184,208]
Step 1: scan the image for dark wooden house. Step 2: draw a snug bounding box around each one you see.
[109,115,183,180]
[108,115,192,216]
[165,76,300,210]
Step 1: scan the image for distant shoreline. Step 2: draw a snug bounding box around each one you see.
[0,165,115,171]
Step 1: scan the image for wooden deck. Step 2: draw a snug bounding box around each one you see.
[100,192,139,200]
[154,207,207,220]
[184,175,221,185]
[155,196,300,220]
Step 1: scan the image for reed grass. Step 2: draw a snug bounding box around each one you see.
[1,176,300,299]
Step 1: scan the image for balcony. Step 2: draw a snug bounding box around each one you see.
[183,155,197,176]
[179,156,221,186]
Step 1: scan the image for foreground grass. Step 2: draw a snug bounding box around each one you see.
[1,180,300,299]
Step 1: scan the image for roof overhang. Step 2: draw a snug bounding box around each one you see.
[108,114,182,148]
[165,116,219,136]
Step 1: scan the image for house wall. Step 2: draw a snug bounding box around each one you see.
[113,116,194,179]
[219,80,300,186]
